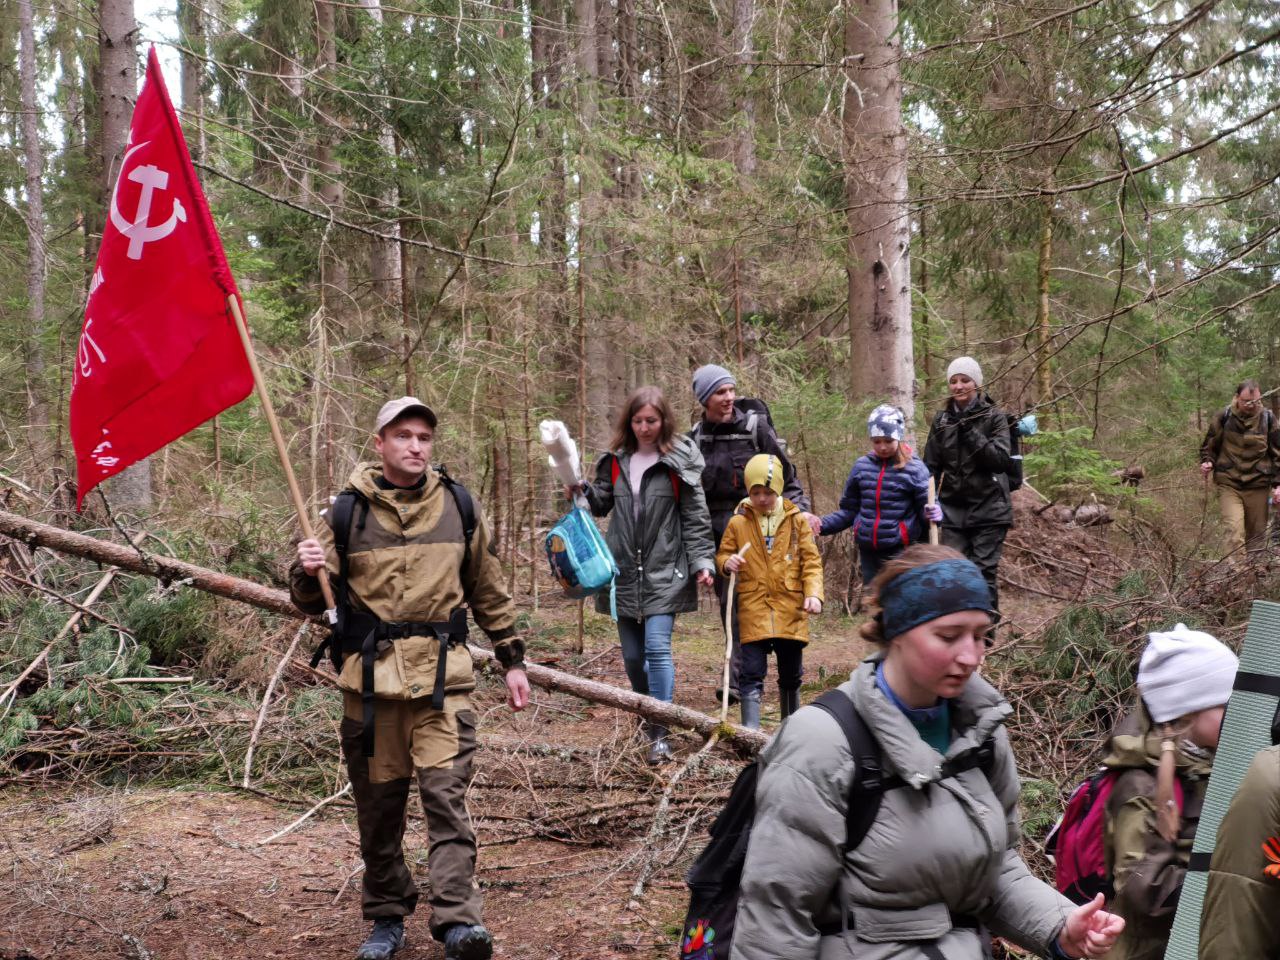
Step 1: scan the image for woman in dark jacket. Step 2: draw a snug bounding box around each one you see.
[923,356,1015,612]
[812,404,942,584]
[578,385,715,762]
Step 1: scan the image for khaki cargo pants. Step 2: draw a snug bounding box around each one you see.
[340,691,480,938]
[1217,484,1270,556]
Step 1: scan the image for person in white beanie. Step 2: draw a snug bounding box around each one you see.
[923,356,1017,613]
[1098,624,1238,960]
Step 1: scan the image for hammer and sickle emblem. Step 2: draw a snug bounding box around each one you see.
[108,141,188,260]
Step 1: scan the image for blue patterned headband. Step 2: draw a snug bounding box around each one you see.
[879,558,996,640]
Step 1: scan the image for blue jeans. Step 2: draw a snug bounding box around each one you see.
[617,614,676,703]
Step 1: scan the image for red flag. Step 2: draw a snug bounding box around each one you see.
[71,47,253,508]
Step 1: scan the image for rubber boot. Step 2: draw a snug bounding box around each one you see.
[646,723,674,765]
[739,693,761,730]
[356,919,405,960]
[779,686,800,720]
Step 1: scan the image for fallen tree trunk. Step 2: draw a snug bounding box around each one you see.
[0,509,768,752]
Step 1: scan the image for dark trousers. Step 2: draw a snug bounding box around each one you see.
[857,544,903,586]
[739,638,805,699]
[340,693,482,939]
[940,525,1009,613]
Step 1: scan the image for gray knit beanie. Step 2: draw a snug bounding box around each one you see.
[946,356,983,388]
[692,364,736,407]
[1137,624,1237,724]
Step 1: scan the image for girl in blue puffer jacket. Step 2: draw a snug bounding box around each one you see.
[809,404,942,584]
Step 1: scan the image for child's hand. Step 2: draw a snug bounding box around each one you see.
[804,597,822,614]
[724,554,744,574]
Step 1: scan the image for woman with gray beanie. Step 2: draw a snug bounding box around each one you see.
[1098,624,1237,960]
[923,356,1016,613]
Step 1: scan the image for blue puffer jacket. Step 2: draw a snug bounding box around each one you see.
[819,453,931,549]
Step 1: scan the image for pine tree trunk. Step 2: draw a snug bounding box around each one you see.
[1036,194,1054,407]
[177,0,206,161]
[314,0,355,482]
[18,0,51,473]
[359,0,404,343]
[99,0,151,508]
[576,0,612,449]
[843,0,914,419]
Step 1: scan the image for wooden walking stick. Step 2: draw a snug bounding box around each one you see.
[928,476,941,546]
[720,543,751,725]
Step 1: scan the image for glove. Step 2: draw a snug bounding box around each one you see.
[924,503,943,523]
[1017,413,1038,437]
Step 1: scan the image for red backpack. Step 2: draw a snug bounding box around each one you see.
[1046,768,1185,905]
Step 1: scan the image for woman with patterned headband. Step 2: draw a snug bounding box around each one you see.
[730,545,1124,960]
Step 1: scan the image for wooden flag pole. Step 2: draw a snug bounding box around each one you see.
[228,295,336,616]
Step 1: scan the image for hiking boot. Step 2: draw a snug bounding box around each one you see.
[442,923,493,960]
[646,723,674,765]
[740,693,761,730]
[714,686,741,706]
[778,688,797,719]
[355,918,405,960]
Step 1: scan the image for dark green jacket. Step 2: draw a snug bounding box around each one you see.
[1102,706,1213,960]
[584,435,715,618]
[1199,405,1280,490]
[1199,745,1280,960]
[923,393,1015,529]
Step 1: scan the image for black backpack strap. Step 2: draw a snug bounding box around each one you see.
[437,467,477,575]
[940,736,998,780]
[310,489,366,669]
[812,689,899,853]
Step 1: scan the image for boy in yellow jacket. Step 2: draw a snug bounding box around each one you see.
[717,454,824,729]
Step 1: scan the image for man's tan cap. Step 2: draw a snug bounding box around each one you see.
[375,396,438,434]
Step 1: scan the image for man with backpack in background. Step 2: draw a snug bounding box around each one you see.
[291,396,529,960]
[1199,379,1280,558]
[689,364,812,704]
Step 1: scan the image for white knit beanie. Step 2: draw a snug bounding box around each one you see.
[946,357,983,388]
[1137,624,1238,724]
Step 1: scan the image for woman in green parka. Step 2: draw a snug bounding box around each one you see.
[1102,624,1237,960]
[577,385,715,763]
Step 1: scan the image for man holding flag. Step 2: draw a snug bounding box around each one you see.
[292,397,529,960]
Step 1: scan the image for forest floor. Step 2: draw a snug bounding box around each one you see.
[0,491,1123,960]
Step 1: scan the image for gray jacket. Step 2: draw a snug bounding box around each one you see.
[731,657,1075,960]
[584,434,715,618]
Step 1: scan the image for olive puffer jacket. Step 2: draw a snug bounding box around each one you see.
[731,655,1075,960]
[1199,744,1280,960]
[819,452,932,549]
[715,498,823,644]
[1101,706,1213,960]
[923,394,1015,529]
[583,434,715,618]
[289,463,523,700]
